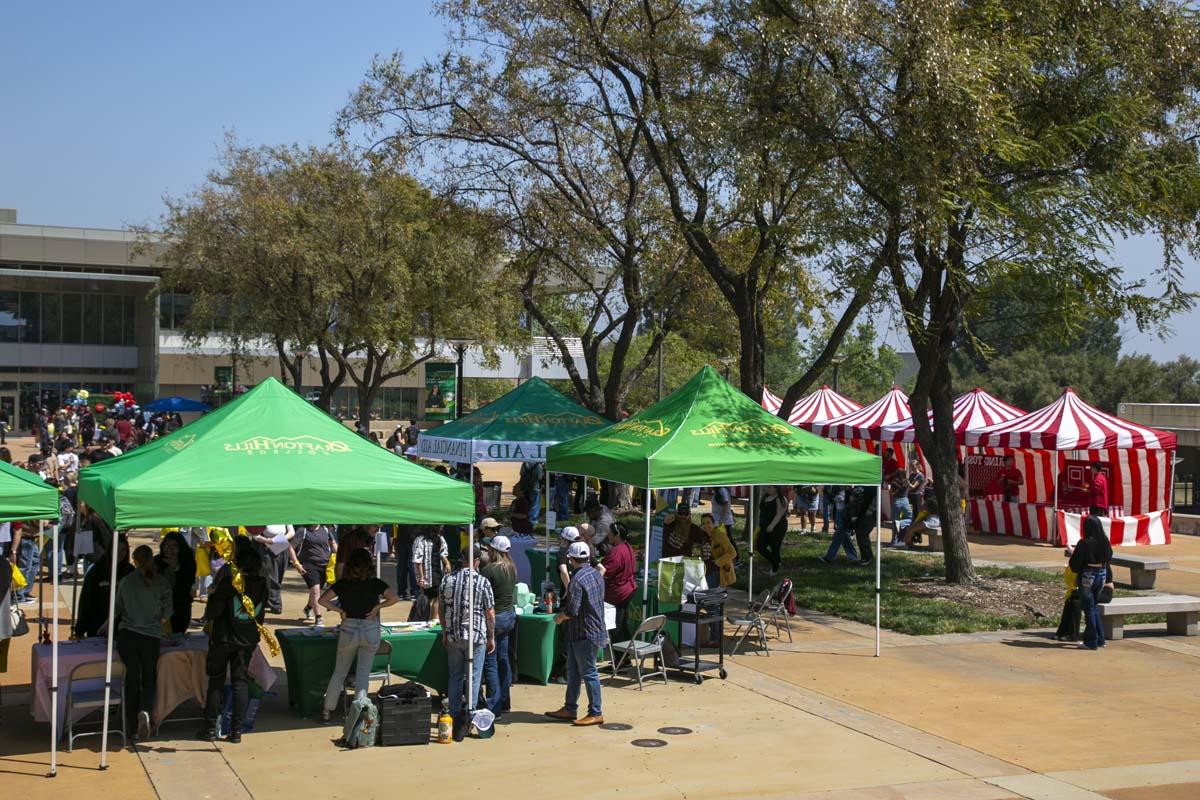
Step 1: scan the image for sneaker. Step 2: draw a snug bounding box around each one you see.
[303,606,312,621]
[314,616,324,628]
[855,559,872,567]
[574,715,604,727]
[1077,642,1098,651]
[197,727,217,742]
[227,730,242,744]
[18,596,36,605]
[544,707,576,721]
[816,555,833,565]
[137,710,151,740]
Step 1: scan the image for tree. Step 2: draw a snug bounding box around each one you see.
[793,321,904,403]
[765,0,1200,582]
[154,142,521,428]
[342,22,692,419]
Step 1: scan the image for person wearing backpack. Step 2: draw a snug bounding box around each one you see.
[198,545,268,743]
[318,549,400,723]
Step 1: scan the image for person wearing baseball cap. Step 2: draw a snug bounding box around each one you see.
[480,517,502,532]
[545,541,606,726]
[481,535,516,716]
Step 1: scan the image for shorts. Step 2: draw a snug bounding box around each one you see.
[301,563,328,588]
[794,499,814,511]
[423,586,440,600]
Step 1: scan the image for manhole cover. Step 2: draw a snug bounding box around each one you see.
[600,723,633,731]
[657,726,692,735]
[631,738,668,748]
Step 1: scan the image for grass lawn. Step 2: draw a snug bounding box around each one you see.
[735,536,1064,636]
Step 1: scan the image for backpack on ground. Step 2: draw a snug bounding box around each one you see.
[340,695,379,749]
[407,592,431,622]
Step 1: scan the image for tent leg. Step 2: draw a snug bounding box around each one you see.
[748,487,756,608]
[466,522,475,714]
[641,499,651,621]
[544,467,552,589]
[875,487,882,658]
[50,522,59,777]
[99,531,119,769]
[38,520,45,642]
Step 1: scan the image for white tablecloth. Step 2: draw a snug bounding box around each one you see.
[31,634,275,730]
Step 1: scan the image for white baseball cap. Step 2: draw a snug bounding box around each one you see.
[567,541,590,560]
[488,535,511,553]
[560,526,580,542]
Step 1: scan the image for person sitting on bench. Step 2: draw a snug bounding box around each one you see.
[897,497,941,549]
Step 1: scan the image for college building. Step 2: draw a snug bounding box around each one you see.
[0,208,580,430]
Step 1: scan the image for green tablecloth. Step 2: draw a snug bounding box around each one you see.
[277,626,449,717]
[515,612,558,685]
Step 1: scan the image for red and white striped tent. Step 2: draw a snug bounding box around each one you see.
[761,384,861,427]
[880,387,1024,443]
[966,388,1176,546]
[811,386,911,440]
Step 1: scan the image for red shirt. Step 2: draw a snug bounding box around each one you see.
[602,540,637,605]
[1089,473,1108,508]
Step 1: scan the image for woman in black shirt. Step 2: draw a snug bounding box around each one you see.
[158,531,197,634]
[1069,516,1114,651]
[317,549,399,722]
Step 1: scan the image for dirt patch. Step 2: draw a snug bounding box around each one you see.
[898,576,1063,621]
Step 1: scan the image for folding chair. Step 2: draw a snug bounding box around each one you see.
[609,614,668,690]
[727,589,773,656]
[65,660,126,752]
[343,639,395,708]
[761,579,794,643]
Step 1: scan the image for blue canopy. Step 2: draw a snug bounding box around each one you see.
[143,395,211,413]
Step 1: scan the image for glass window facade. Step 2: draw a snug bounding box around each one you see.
[159,292,192,330]
[328,386,419,421]
[0,290,137,346]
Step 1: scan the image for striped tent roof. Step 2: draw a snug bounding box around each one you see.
[761,385,861,427]
[880,387,1024,444]
[966,388,1177,450]
[810,385,910,441]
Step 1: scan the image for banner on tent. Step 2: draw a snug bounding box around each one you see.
[414,437,551,463]
[1057,509,1171,548]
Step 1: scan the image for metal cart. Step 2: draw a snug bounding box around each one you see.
[664,589,727,684]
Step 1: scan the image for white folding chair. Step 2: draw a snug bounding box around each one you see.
[610,614,669,690]
[65,660,126,752]
[727,588,773,656]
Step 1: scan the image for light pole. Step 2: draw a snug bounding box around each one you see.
[446,338,471,420]
[831,354,846,393]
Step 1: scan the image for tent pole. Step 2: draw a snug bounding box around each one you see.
[1167,452,1177,523]
[1053,453,1060,544]
[641,497,651,621]
[466,522,475,714]
[748,487,756,608]
[70,509,81,631]
[875,486,882,658]
[544,466,552,589]
[38,520,45,641]
[50,521,59,777]
[99,530,119,769]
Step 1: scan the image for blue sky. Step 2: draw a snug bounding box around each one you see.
[2,1,1195,360]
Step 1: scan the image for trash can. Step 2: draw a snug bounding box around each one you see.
[482,481,502,511]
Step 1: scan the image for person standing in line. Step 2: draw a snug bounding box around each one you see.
[601,523,637,642]
[710,486,734,529]
[755,487,789,576]
[114,545,172,741]
[552,472,572,520]
[412,525,450,622]
[391,524,417,600]
[439,549,495,737]
[290,524,336,625]
[481,535,516,717]
[250,524,293,615]
[1069,516,1113,650]
[545,542,607,726]
[1088,464,1110,517]
[317,549,399,722]
[198,545,267,743]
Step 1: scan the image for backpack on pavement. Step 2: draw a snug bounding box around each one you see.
[340,695,379,749]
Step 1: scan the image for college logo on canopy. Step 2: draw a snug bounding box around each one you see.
[166,434,196,453]
[223,435,352,455]
[690,421,792,438]
[611,418,670,437]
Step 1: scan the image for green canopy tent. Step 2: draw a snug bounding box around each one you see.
[0,460,62,775]
[412,375,611,590]
[547,366,885,653]
[77,377,474,767]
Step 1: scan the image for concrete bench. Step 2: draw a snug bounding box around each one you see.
[912,530,944,553]
[1110,554,1170,590]
[1099,594,1200,640]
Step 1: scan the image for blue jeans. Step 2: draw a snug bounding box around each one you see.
[323,618,382,712]
[483,609,516,714]
[660,488,678,510]
[446,638,486,719]
[16,537,39,600]
[890,496,912,543]
[529,482,542,526]
[554,476,571,519]
[564,638,602,717]
[1079,569,1107,649]
[394,540,414,596]
[686,488,701,507]
[824,513,859,561]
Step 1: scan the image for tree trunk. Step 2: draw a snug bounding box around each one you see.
[734,283,765,401]
[910,350,977,584]
[356,383,379,437]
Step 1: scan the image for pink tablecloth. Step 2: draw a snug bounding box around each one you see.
[31,634,275,730]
